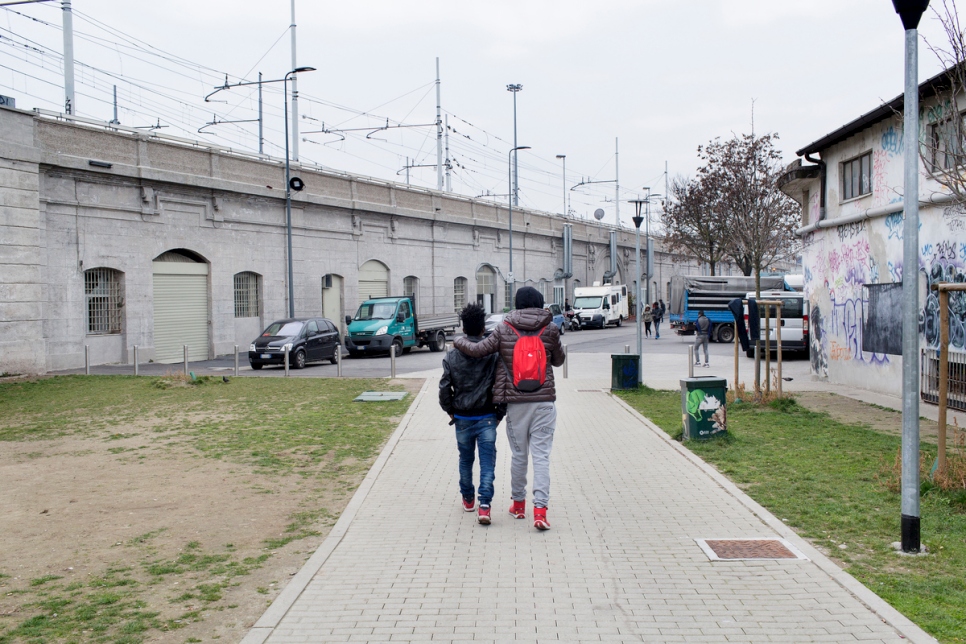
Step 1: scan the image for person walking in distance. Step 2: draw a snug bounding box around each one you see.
[652,301,663,339]
[453,286,565,531]
[439,303,506,525]
[642,303,653,338]
[694,310,711,368]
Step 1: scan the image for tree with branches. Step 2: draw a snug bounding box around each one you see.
[695,132,801,296]
[661,176,729,276]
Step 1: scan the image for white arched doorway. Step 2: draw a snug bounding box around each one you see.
[358,260,389,301]
[476,265,497,314]
[153,249,209,363]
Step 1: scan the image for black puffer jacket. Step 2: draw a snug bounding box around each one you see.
[454,308,565,404]
[439,336,504,418]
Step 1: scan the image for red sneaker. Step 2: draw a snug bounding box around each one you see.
[533,506,550,530]
[509,499,526,519]
[462,497,475,512]
[478,505,491,525]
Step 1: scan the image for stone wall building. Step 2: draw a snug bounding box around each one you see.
[779,67,962,401]
[1,105,708,374]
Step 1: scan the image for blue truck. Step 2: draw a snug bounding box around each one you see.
[344,295,460,357]
[668,275,789,343]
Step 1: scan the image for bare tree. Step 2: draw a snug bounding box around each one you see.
[661,176,729,276]
[922,0,966,205]
[696,132,800,296]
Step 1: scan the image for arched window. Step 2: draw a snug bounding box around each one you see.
[454,277,468,312]
[476,265,496,314]
[233,272,261,318]
[404,275,419,303]
[84,268,124,335]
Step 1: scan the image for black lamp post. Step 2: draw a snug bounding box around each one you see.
[507,145,531,288]
[630,199,646,383]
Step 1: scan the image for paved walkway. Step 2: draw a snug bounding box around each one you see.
[243,365,937,643]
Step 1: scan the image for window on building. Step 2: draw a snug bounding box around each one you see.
[233,271,260,318]
[930,114,965,172]
[505,279,514,311]
[85,268,123,335]
[841,152,871,200]
[454,277,467,312]
[403,275,418,302]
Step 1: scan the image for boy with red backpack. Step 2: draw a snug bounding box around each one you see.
[453,286,565,530]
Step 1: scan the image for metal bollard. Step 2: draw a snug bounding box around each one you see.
[134,345,139,376]
[390,344,397,378]
[624,344,630,354]
[85,345,90,375]
[336,345,343,377]
[183,345,189,375]
[688,346,694,378]
[234,345,239,377]
[284,346,290,377]
[562,344,568,379]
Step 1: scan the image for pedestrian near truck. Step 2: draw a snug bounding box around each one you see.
[439,303,506,525]
[454,286,565,531]
[694,310,710,368]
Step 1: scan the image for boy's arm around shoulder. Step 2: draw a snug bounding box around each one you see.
[438,351,454,415]
[453,329,500,358]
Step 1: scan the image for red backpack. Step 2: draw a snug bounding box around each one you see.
[504,324,548,392]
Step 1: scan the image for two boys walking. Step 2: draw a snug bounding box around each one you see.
[438,287,565,530]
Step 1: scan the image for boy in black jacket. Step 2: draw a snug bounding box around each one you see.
[439,303,505,525]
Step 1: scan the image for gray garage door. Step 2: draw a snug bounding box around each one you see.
[358,260,389,301]
[153,261,209,363]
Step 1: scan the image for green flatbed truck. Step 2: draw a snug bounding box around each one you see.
[344,296,461,357]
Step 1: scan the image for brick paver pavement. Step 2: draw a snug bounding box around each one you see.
[243,375,936,644]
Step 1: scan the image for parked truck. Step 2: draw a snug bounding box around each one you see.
[344,296,460,357]
[572,283,628,329]
[668,275,789,343]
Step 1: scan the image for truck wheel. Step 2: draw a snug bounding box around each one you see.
[717,325,735,344]
[429,330,446,352]
[392,338,404,357]
[616,316,623,327]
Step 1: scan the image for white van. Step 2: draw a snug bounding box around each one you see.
[572,284,628,329]
[744,290,809,357]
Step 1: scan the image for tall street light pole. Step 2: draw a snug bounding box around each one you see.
[555,154,567,216]
[631,199,646,384]
[508,145,531,287]
[893,0,929,554]
[507,84,523,206]
[284,66,317,318]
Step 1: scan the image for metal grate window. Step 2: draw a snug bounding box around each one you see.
[454,277,467,312]
[85,268,123,334]
[234,272,260,318]
[921,349,966,412]
[505,280,514,311]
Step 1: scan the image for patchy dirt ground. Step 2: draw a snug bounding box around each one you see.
[0,376,424,643]
[794,391,943,443]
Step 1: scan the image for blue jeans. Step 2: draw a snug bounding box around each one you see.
[454,416,497,506]
[654,319,661,338]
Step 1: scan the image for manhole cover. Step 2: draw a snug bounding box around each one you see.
[696,538,807,561]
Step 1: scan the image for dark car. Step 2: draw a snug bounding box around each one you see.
[249,317,341,370]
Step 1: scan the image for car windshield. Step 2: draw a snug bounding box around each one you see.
[354,301,397,321]
[573,296,602,309]
[485,315,504,327]
[262,321,304,337]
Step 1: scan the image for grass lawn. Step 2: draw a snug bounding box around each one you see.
[0,374,415,644]
[617,387,966,644]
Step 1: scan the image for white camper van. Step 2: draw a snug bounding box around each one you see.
[572,284,628,329]
[744,290,809,356]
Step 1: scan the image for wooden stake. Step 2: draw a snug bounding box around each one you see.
[776,305,783,398]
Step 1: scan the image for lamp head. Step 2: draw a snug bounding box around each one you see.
[294,66,316,73]
[507,84,523,92]
[892,0,929,30]
[513,145,531,152]
[632,215,644,229]
[556,154,566,159]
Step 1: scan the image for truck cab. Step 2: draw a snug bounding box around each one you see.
[345,296,416,357]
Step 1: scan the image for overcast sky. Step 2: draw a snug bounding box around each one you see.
[0,0,951,226]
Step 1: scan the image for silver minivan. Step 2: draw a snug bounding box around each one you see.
[744,291,808,357]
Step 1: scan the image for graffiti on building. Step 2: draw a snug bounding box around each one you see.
[836,220,866,242]
[810,304,828,378]
[920,253,966,350]
[884,212,903,240]
[888,260,903,283]
[881,125,902,156]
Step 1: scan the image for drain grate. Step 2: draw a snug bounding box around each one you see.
[696,538,808,561]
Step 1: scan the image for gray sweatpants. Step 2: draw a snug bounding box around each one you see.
[694,334,709,363]
[505,401,557,508]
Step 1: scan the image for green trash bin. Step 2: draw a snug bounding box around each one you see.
[611,354,640,390]
[680,376,728,440]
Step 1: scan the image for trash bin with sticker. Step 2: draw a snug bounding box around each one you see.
[680,376,728,440]
[610,354,640,390]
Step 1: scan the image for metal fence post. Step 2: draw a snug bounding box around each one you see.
[390,344,397,378]
[133,345,139,376]
[183,345,189,375]
[85,345,90,375]
[562,344,568,379]
[284,346,290,377]
[337,344,343,377]
[234,345,239,377]
[624,344,630,354]
[688,346,694,378]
